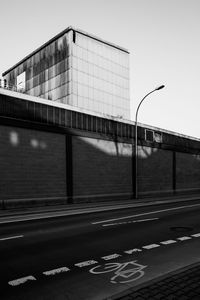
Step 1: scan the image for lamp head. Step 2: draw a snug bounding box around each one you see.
[155,85,165,91]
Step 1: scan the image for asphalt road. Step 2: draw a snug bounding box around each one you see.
[1,200,200,299]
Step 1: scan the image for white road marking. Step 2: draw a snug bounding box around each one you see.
[7,231,200,287]
[102,218,159,227]
[0,235,24,241]
[160,240,177,245]
[124,248,142,254]
[8,276,36,286]
[43,267,70,276]
[191,233,200,237]
[102,254,122,260]
[75,260,98,267]
[142,244,160,250]
[177,236,192,241]
[90,260,147,284]
[92,203,200,225]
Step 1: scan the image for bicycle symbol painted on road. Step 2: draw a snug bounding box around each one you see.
[89,260,147,284]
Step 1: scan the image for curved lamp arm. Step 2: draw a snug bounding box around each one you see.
[135,85,165,123]
[134,85,165,199]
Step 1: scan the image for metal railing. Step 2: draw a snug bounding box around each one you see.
[0,78,26,93]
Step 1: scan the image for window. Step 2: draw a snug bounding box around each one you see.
[145,129,163,143]
[154,132,163,143]
[145,129,154,142]
[17,72,26,92]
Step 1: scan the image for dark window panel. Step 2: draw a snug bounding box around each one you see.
[65,110,72,128]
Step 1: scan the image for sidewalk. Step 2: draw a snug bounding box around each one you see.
[112,262,200,300]
[0,193,200,223]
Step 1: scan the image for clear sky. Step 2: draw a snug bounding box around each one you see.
[0,0,199,138]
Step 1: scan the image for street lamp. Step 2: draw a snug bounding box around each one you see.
[134,85,165,199]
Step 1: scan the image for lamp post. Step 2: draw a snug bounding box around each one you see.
[134,85,165,199]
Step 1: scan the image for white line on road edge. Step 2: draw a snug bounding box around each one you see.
[8,276,36,286]
[43,267,70,276]
[102,217,159,227]
[91,203,200,225]
[0,235,24,241]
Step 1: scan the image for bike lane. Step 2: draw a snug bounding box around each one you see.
[3,231,200,300]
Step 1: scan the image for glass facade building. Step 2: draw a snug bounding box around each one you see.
[3,27,130,119]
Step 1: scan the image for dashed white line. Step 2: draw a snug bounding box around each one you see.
[75,260,98,267]
[7,232,200,287]
[177,236,192,241]
[160,240,177,245]
[0,235,24,241]
[142,244,160,250]
[43,267,70,276]
[191,233,200,237]
[8,276,36,286]
[101,254,122,260]
[124,248,142,254]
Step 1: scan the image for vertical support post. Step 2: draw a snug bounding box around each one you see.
[172,151,176,194]
[66,134,73,203]
[134,122,138,199]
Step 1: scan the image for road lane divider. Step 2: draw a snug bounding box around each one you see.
[91,203,200,225]
[43,267,70,276]
[0,235,24,241]
[7,232,200,287]
[142,244,160,250]
[177,236,192,241]
[124,248,142,254]
[8,276,36,286]
[101,254,122,261]
[75,260,98,267]
[102,217,159,227]
[191,233,200,237]
[160,240,177,245]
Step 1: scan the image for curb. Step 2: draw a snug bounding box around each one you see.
[0,195,200,224]
[108,261,200,300]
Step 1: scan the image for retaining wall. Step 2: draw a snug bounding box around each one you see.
[0,90,200,208]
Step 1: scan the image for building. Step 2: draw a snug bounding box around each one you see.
[2,26,130,119]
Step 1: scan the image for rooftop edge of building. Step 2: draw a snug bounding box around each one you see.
[0,87,199,143]
[2,26,129,77]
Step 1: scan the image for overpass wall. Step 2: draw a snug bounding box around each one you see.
[0,91,200,208]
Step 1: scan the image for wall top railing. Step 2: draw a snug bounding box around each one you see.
[0,78,27,94]
[0,78,17,91]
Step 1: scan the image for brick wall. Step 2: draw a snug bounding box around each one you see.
[0,125,66,202]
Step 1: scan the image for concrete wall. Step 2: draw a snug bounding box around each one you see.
[0,125,66,207]
[176,152,200,192]
[0,92,200,208]
[72,136,133,202]
[138,146,173,195]
[0,122,200,208]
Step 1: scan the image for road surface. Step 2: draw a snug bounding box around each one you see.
[1,199,200,299]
